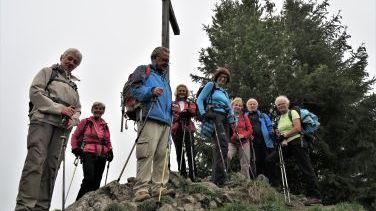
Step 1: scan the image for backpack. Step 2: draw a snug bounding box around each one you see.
[29,65,78,113]
[288,107,320,142]
[28,67,60,113]
[195,80,216,116]
[121,65,152,121]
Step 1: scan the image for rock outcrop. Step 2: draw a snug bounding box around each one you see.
[65,172,318,211]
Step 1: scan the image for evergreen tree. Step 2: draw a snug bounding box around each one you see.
[192,0,376,208]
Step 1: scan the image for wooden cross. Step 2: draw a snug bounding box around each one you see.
[162,0,180,79]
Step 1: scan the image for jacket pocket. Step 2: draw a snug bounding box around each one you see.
[136,136,151,159]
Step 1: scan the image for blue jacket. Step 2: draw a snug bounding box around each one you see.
[130,65,172,125]
[197,81,234,116]
[246,110,274,149]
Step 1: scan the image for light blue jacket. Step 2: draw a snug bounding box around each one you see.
[246,110,274,149]
[131,65,172,125]
[197,81,234,116]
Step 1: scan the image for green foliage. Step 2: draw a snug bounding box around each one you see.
[193,0,376,209]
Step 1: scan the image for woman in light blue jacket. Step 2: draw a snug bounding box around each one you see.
[197,67,235,187]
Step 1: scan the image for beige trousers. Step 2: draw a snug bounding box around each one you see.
[228,141,251,179]
[15,122,70,211]
[133,120,170,194]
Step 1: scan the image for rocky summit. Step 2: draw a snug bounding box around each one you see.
[64,172,354,211]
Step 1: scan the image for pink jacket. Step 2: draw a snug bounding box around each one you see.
[231,114,253,144]
[71,116,111,156]
[172,100,196,134]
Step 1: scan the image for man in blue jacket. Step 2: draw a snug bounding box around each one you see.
[130,47,174,202]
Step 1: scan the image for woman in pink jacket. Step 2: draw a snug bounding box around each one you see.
[171,84,197,181]
[71,102,113,200]
[228,97,253,179]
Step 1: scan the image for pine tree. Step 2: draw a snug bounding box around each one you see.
[192,0,376,208]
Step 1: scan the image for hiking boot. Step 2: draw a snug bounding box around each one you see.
[152,187,176,197]
[304,197,322,206]
[133,191,151,202]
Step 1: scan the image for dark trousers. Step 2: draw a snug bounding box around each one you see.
[76,153,106,200]
[210,113,230,186]
[279,139,321,198]
[254,144,278,186]
[172,123,197,181]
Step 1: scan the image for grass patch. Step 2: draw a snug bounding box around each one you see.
[187,183,219,197]
[214,202,259,211]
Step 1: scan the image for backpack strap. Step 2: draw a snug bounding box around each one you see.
[77,118,92,149]
[288,110,293,123]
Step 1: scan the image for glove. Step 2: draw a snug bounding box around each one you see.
[72,148,83,158]
[275,134,286,144]
[106,149,114,162]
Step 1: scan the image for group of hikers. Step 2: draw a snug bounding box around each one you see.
[15,46,321,211]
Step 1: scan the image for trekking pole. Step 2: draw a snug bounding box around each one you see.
[105,161,110,185]
[117,99,156,182]
[233,126,256,179]
[157,131,172,207]
[278,144,291,203]
[188,123,196,181]
[65,157,79,201]
[60,135,68,211]
[212,122,228,179]
[179,119,187,172]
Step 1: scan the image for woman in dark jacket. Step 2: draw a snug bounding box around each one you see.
[172,84,197,181]
[71,102,113,200]
[245,98,277,184]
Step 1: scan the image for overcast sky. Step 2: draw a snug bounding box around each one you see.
[0,0,374,210]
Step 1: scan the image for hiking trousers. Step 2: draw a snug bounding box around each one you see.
[210,112,230,186]
[133,120,170,195]
[76,154,106,200]
[228,141,251,179]
[282,138,321,198]
[15,122,71,211]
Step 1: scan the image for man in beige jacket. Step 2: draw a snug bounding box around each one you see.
[15,48,82,211]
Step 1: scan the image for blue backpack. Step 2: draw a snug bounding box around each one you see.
[288,107,320,142]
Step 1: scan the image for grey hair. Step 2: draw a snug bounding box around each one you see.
[246,98,258,106]
[91,101,106,110]
[62,48,82,63]
[150,47,169,60]
[275,95,290,105]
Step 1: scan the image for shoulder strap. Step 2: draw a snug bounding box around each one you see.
[208,84,216,105]
[288,110,292,123]
[45,68,59,91]
[145,64,152,78]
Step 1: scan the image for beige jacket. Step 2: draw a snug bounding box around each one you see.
[29,65,81,128]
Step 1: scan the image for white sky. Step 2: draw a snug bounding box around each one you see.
[0,0,374,210]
